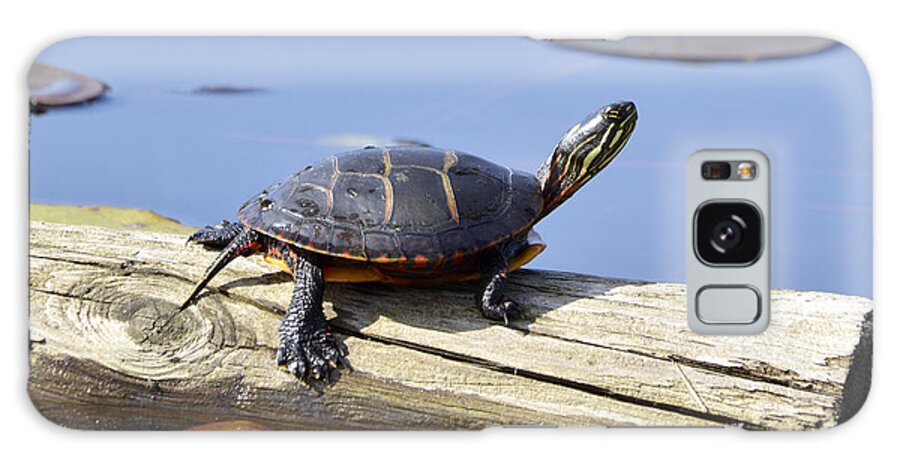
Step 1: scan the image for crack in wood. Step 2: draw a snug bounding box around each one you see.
[328,322,758,428]
[504,316,840,396]
[671,358,709,413]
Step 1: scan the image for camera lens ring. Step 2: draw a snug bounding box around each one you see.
[693,201,763,267]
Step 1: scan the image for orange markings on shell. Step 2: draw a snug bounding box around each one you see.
[370,254,396,264]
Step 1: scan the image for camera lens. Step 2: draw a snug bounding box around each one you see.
[710,218,743,251]
[695,202,762,265]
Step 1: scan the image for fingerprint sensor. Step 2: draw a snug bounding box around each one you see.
[696,286,761,324]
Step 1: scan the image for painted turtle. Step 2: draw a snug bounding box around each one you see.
[182,101,637,384]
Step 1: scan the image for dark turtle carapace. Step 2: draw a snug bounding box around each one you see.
[182,101,637,384]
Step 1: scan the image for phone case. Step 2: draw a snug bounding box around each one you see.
[28,36,872,431]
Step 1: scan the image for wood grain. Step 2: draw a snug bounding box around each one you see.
[28,221,871,430]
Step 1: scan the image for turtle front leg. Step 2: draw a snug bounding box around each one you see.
[182,224,261,308]
[277,248,350,384]
[476,245,522,325]
[187,220,246,248]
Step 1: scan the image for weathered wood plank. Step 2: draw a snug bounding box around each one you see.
[29,222,714,429]
[28,222,871,430]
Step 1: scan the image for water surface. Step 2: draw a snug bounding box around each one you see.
[30,37,872,297]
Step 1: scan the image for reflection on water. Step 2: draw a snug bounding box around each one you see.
[30,38,872,297]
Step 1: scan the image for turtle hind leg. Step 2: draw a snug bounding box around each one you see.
[475,241,524,325]
[187,220,246,249]
[181,225,262,308]
[276,247,350,385]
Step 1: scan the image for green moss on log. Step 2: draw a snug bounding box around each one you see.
[30,203,195,235]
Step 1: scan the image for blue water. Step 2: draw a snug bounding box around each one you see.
[30,37,872,297]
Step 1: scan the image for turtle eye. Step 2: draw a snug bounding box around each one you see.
[603,101,636,122]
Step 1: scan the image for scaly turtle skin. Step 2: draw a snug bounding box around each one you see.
[182,101,637,385]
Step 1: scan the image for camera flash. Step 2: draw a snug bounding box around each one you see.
[737,162,756,180]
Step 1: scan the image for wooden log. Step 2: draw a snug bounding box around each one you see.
[28,221,872,430]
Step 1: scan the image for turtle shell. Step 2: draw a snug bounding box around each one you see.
[238,146,543,266]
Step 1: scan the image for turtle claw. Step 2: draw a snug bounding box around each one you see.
[187,220,243,249]
[277,329,350,386]
[480,298,522,325]
[287,360,307,380]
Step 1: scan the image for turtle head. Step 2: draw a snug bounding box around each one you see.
[536,101,637,218]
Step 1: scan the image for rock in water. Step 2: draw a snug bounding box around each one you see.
[28,63,108,113]
[553,37,837,62]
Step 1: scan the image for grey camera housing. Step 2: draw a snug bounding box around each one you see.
[687,149,770,335]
